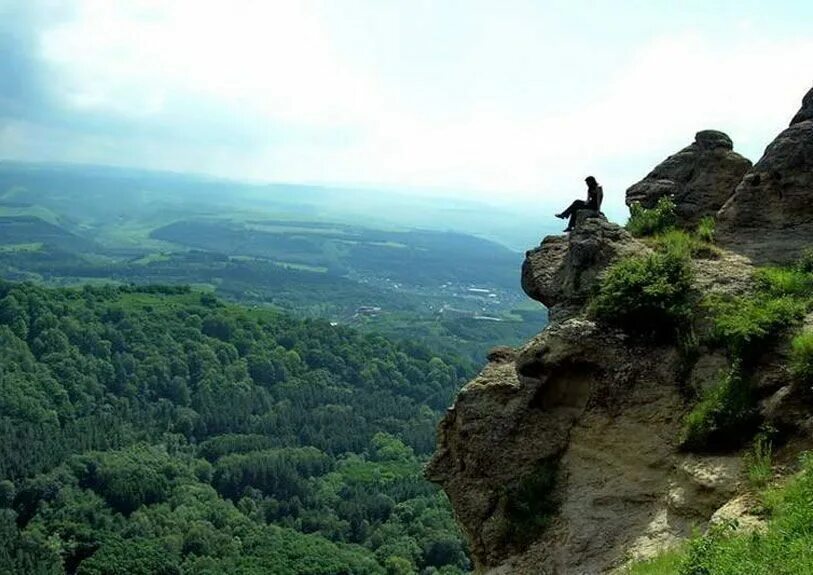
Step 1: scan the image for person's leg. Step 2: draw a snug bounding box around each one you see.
[565,210,578,231]
[556,199,587,219]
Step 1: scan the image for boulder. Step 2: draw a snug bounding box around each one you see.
[626,130,752,229]
[717,86,813,264]
[521,215,649,320]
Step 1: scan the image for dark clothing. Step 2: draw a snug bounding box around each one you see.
[560,185,603,230]
[588,185,603,211]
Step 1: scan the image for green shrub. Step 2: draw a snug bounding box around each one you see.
[626,196,678,237]
[707,295,805,358]
[796,248,813,273]
[681,366,758,451]
[790,331,813,383]
[505,459,559,546]
[753,267,813,299]
[696,216,716,244]
[591,251,693,336]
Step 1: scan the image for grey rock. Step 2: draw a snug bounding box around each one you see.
[790,84,813,126]
[487,346,517,364]
[626,130,752,228]
[521,216,649,317]
[717,87,813,264]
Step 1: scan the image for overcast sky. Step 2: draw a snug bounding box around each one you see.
[1,0,811,217]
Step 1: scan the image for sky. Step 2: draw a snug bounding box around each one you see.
[1,0,812,220]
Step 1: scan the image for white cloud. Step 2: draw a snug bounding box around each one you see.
[14,0,813,215]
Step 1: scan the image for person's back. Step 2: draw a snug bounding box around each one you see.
[588,184,603,211]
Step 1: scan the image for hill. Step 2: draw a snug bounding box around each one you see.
[0,162,549,363]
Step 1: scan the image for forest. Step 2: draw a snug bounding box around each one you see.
[0,281,474,574]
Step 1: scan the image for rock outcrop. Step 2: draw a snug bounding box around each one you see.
[717,86,813,264]
[430,87,813,574]
[521,214,649,321]
[430,213,766,573]
[625,130,751,229]
[427,318,745,574]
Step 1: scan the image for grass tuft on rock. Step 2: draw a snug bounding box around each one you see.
[650,229,718,260]
[681,366,758,451]
[695,216,716,244]
[745,433,774,489]
[626,197,677,237]
[790,330,813,383]
[505,459,559,547]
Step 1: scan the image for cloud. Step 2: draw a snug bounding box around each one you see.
[1,0,811,220]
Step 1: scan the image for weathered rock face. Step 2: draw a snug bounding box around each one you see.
[717,86,813,264]
[427,319,743,574]
[521,215,649,321]
[625,130,752,228]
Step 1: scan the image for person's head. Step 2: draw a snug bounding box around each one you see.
[585,176,598,188]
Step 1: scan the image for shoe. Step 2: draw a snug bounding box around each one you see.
[555,212,566,219]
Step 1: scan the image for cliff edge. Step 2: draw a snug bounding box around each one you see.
[428,86,813,574]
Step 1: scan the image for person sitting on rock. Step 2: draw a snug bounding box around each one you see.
[555,176,604,232]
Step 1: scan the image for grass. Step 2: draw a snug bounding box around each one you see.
[626,196,678,237]
[626,548,685,575]
[591,251,693,337]
[753,267,813,298]
[681,366,758,451]
[790,331,813,383]
[745,434,774,489]
[650,229,719,260]
[696,216,716,244]
[628,452,813,575]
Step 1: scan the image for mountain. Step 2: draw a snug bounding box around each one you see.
[428,86,813,574]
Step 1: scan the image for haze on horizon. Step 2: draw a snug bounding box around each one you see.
[1,0,812,221]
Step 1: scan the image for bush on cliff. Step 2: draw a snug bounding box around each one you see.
[791,331,813,383]
[591,251,693,336]
[753,267,813,299]
[706,295,805,359]
[680,366,758,451]
[626,197,677,237]
[505,459,559,547]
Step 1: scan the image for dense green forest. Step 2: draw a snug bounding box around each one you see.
[0,281,473,574]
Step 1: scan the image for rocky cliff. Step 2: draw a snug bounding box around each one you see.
[428,86,813,574]
[626,130,751,229]
[717,87,813,264]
